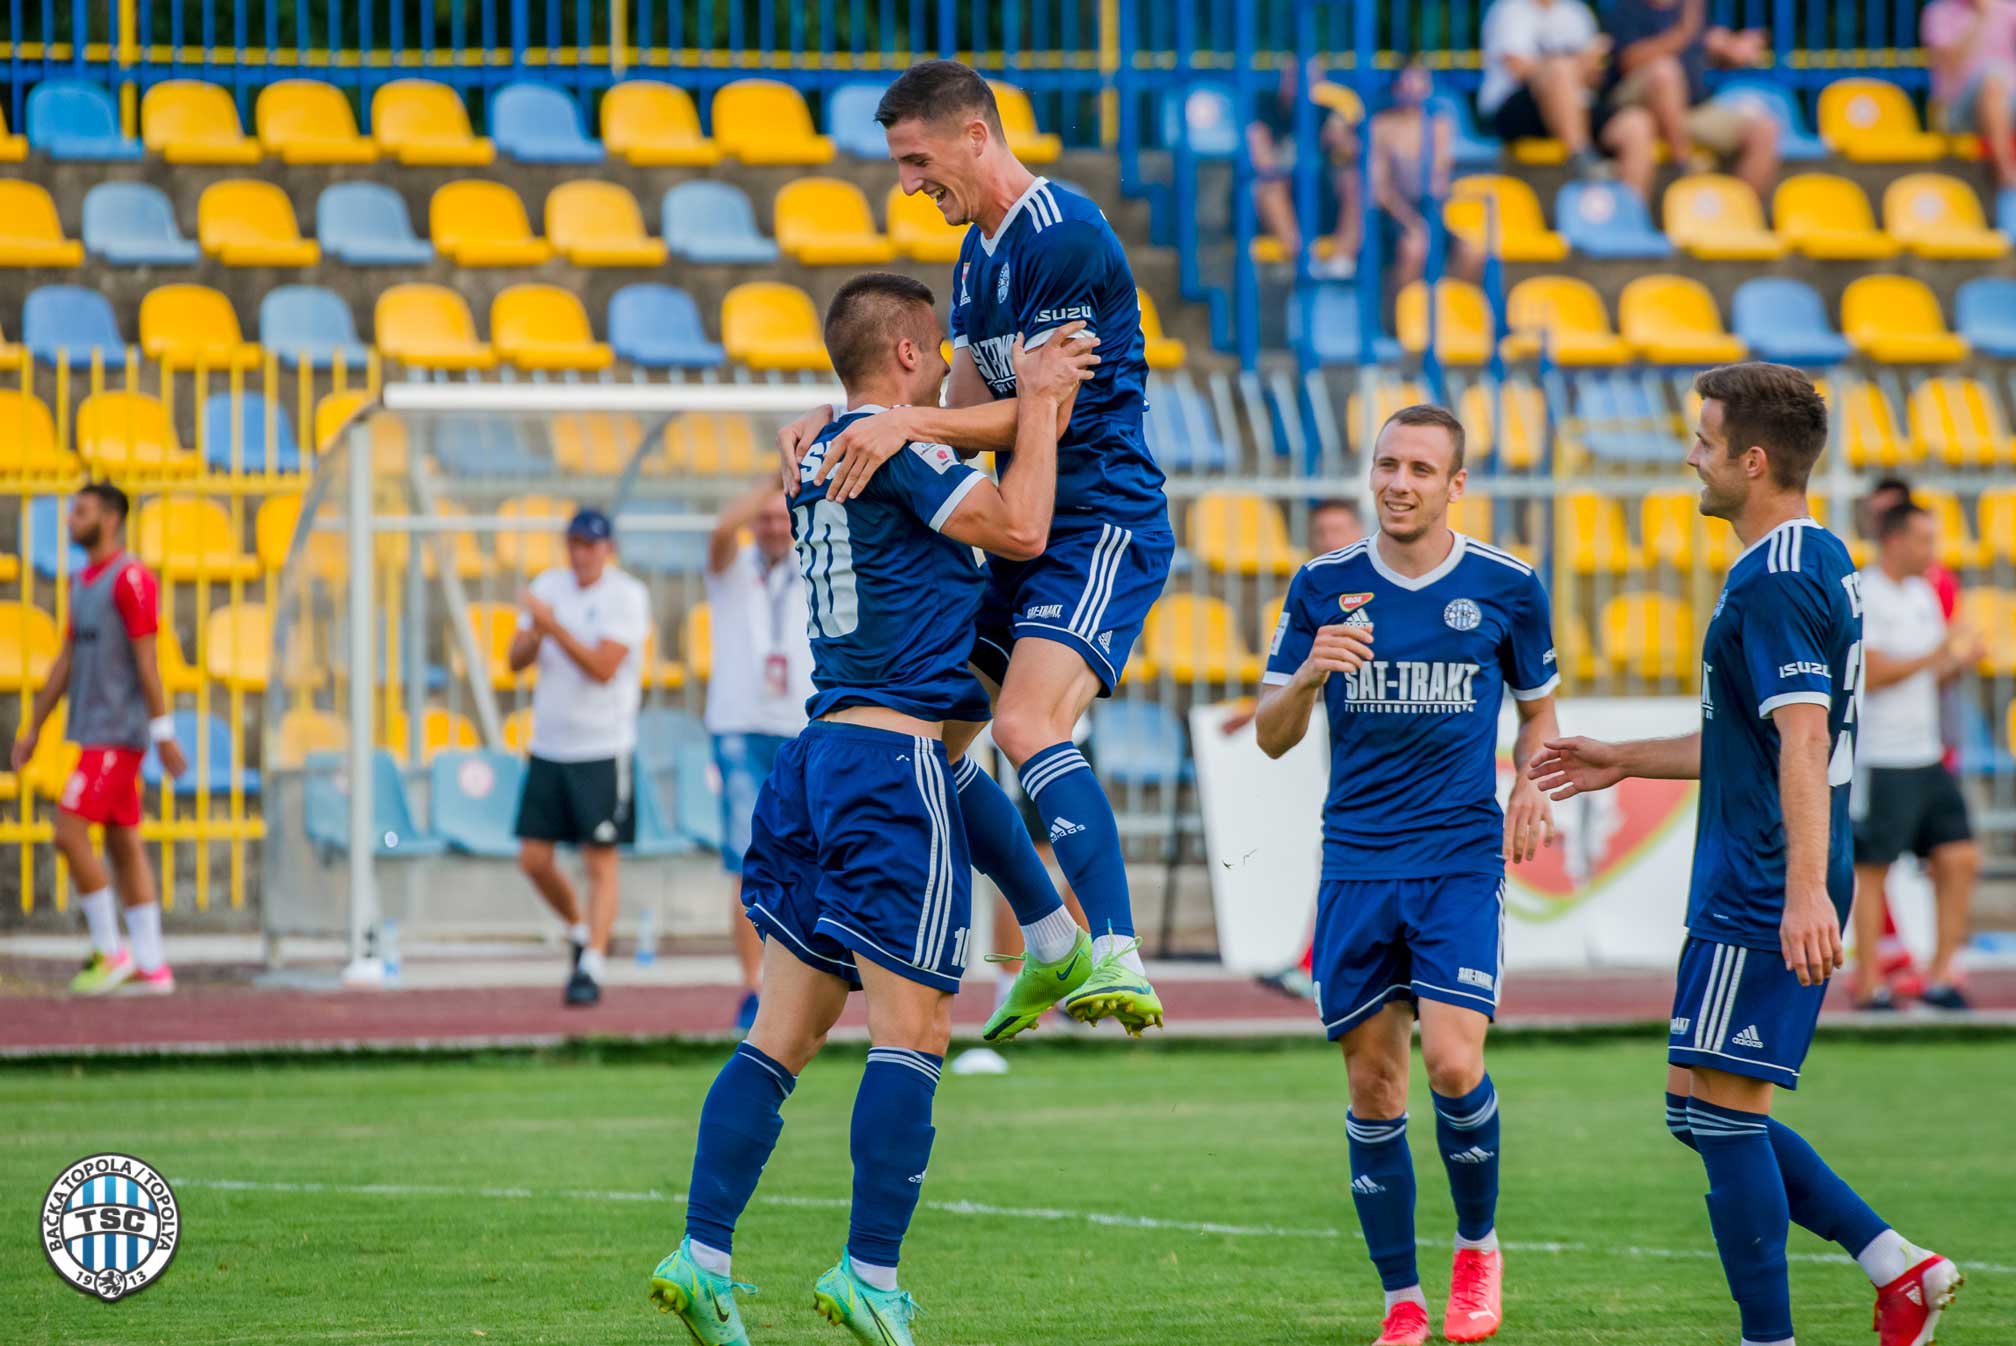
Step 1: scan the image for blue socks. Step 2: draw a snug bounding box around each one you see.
[1019,742,1133,940]
[952,755,1066,927]
[1689,1097,1794,1344]
[1433,1076,1500,1243]
[847,1048,943,1271]
[686,1042,797,1255]
[1346,1112,1419,1291]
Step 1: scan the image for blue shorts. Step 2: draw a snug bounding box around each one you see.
[972,512,1174,694]
[1667,936,1826,1090]
[740,721,972,994]
[1312,874,1506,1039]
[713,731,792,873]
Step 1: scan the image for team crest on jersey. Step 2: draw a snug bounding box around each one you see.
[997,260,1011,304]
[1338,592,1374,613]
[1443,598,1482,631]
[41,1153,180,1301]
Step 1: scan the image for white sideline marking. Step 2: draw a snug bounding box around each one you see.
[176,1178,2009,1275]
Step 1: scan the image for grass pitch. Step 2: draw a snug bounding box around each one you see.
[5,1033,2010,1345]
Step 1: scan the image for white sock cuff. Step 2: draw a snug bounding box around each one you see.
[123,900,165,973]
[1853,1228,1921,1287]
[849,1256,900,1292]
[567,921,590,946]
[1383,1285,1427,1311]
[578,948,607,981]
[1021,908,1081,964]
[688,1240,731,1277]
[1454,1230,1500,1253]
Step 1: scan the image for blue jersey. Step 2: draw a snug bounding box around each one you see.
[1690,519,1861,951]
[1264,534,1559,882]
[792,407,993,724]
[948,176,1164,521]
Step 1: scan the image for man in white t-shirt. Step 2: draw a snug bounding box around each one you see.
[509,507,653,1008]
[1850,501,1984,1011]
[1479,0,1656,196]
[703,483,814,1031]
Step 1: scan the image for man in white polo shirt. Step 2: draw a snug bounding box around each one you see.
[510,507,653,1008]
[704,483,814,1031]
[1850,501,1984,1011]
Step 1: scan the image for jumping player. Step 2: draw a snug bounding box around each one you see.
[647,274,1096,1346]
[776,59,1171,1037]
[1254,406,1559,1346]
[14,483,187,994]
[1530,363,1961,1346]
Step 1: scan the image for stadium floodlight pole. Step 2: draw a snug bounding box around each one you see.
[342,416,382,987]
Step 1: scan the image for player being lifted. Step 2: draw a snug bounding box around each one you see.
[1530,364,1960,1346]
[777,59,1172,1037]
[1255,406,1559,1346]
[649,273,1097,1346]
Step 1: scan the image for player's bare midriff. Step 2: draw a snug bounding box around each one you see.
[820,704,944,739]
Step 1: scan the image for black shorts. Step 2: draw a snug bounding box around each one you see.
[1490,86,1624,143]
[513,755,636,848]
[1852,764,1971,866]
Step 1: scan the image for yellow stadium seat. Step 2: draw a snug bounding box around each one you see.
[197,178,320,266]
[1345,381,1429,451]
[1619,275,1747,365]
[0,605,60,689]
[203,603,272,692]
[1881,173,2011,260]
[1137,289,1188,369]
[990,82,1061,162]
[371,80,495,165]
[1600,592,1696,681]
[0,391,82,476]
[1979,489,2016,564]
[502,706,534,753]
[1250,234,1343,265]
[256,493,347,578]
[1641,489,1736,572]
[1447,496,1495,544]
[721,282,830,372]
[0,102,25,161]
[1557,614,1600,684]
[315,391,369,451]
[1817,78,1946,162]
[0,316,21,363]
[139,284,261,371]
[1397,280,1493,365]
[639,625,687,691]
[1311,82,1366,124]
[1907,378,2014,467]
[1502,276,1633,365]
[1559,493,1642,575]
[381,707,482,763]
[18,703,82,798]
[1817,379,1916,468]
[886,185,965,263]
[545,180,667,267]
[1141,594,1263,684]
[662,413,765,475]
[376,497,488,580]
[1445,175,1570,262]
[1916,488,1990,570]
[278,708,349,767]
[135,496,261,581]
[1662,174,1787,260]
[1457,380,1545,470]
[375,283,497,371]
[553,413,648,475]
[712,79,835,164]
[1960,589,2016,674]
[684,602,713,681]
[76,392,200,476]
[430,180,553,266]
[1510,137,1569,165]
[491,285,614,373]
[0,180,84,266]
[255,79,378,163]
[1189,492,1304,576]
[495,495,577,575]
[158,617,212,695]
[1773,173,1901,260]
[142,79,260,163]
[601,80,720,166]
[1840,275,1968,364]
[460,601,534,690]
[774,177,896,265]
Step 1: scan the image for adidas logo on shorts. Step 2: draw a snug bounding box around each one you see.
[1733,1024,1765,1049]
[1049,817,1084,841]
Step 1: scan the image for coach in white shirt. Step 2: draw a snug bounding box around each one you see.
[509,507,652,1008]
[1850,500,1983,1010]
[704,483,814,1030]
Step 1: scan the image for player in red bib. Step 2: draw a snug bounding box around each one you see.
[14,484,187,994]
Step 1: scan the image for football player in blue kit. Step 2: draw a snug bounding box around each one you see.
[776,60,1170,1038]
[1254,404,1560,1346]
[1531,363,1960,1346]
[649,273,1099,1346]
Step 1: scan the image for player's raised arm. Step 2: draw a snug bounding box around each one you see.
[1252,569,1374,759]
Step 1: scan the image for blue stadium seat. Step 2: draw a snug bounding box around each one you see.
[202,392,303,473]
[260,284,372,372]
[1711,78,1827,160]
[303,750,446,856]
[317,181,434,265]
[1162,83,1239,159]
[429,750,526,857]
[2000,187,2016,239]
[826,82,891,158]
[661,181,778,263]
[23,284,124,369]
[431,415,549,476]
[1730,277,1850,367]
[630,760,693,856]
[608,283,726,368]
[1144,373,1230,472]
[145,710,262,796]
[1958,699,2016,777]
[26,496,88,578]
[490,82,604,163]
[1956,277,2016,359]
[1427,93,1503,169]
[26,80,142,159]
[1293,283,1402,367]
[635,707,721,849]
[1576,375,1673,463]
[1092,701,1192,788]
[1556,181,1672,259]
[81,182,200,266]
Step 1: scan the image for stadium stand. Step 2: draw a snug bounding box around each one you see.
[886,185,967,262]
[317,182,436,265]
[828,83,893,158]
[1816,77,1947,162]
[198,179,321,267]
[720,282,830,371]
[492,82,605,164]
[1881,173,2012,259]
[1444,174,1570,261]
[430,180,554,266]
[1710,77,1828,160]
[25,79,140,159]
[1956,278,2016,359]
[773,177,897,265]
[200,393,303,475]
[76,392,199,477]
[600,81,720,166]
[1730,278,1850,367]
[139,284,261,371]
[1662,174,1787,260]
[255,79,379,163]
[375,284,497,371]
[710,79,835,164]
[23,285,123,368]
[0,180,84,266]
[1840,275,1970,363]
[1502,276,1632,365]
[82,182,201,266]
[372,79,496,165]
[1774,172,1901,258]
[607,285,725,369]
[142,80,261,163]
[546,181,668,267]
[491,286,616,372]
[1617,276,1746,365]
[260,285,371,373]
[1556,182,1672,259]
[661,180,779,263]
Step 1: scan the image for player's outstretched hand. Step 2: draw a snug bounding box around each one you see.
[815,406,916,505]
[1527,736,1626,801]
[9,730,35,773]
[776,403,836,494]
[1293,622,1374,688]
[1011,322,1100,408]
[157,737,188,782]
[1780,884,1843,987]
[1503,775,1556,865]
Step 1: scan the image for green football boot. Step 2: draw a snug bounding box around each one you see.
[69,949,135,995]
[648,1238,756,1345]
[811,1256,922,1346]
[1060,937,1164,1036]
[980,927,1093,1041]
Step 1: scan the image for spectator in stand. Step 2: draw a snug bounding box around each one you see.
[1309,496,1367,555]
[1479,0,1658,198]
[1850,502,1984,1011]
[1923,0,2016,190]
[1603,0,1781,198]
[1369,56,1483,286]
[1250,61,1362,277]
[704,483,814,1033]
